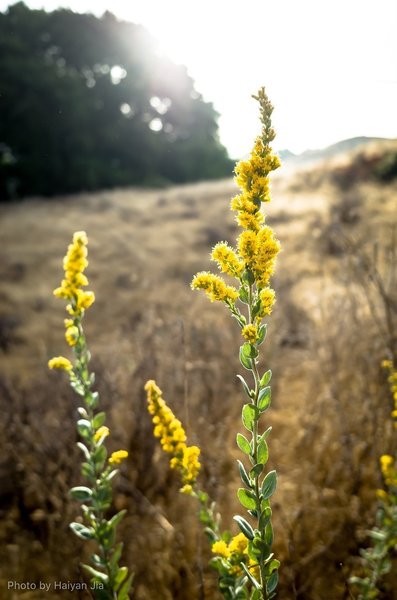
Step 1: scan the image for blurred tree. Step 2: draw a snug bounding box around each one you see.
[0,2,233,199]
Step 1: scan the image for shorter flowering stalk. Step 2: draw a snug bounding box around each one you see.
[350,360,397,599]
[49,232,132,600]
[145,380,265,600]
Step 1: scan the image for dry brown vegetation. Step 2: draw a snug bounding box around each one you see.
[0,142,397,599]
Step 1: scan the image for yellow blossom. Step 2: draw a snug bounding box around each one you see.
[94,426,110,443]
[211,242,244,277]
[211,540,231,559]
[109,450,128,465]
[238,230,258,263]
[145,380,201,488]
[259,288,276,317]
[48,356,73,371]
[228,532,248,556]
[230,194,258,214]
[180,484,193,495]
[53,231,94,318]
[65,325,79,347]
[242,324,259,343]
[191,272,238,303]
[236,210,264,232]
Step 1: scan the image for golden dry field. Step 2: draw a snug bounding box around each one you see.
[0,144,397,599]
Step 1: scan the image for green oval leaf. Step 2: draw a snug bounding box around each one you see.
[237,460,251,487]
[92,411,106,429]
[236,433,251,455]
[242,404,258,432]
[250,463,264,478]
[70,486,93,501]
[69,522,94,540]
[233,515,255,540]
[239,347,253,370]
[262,470,277,500]
[260,369,272,387]
[257,439,269,464]
[237,488,257,510]
[267,571,279,594]
[258,386,271,411]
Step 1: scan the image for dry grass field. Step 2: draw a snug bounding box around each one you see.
[0,143,396,599]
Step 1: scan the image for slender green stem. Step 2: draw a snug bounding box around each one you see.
[247,282,269,600]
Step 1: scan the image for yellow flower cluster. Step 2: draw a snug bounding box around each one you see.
[242,324,259,343]
[109,450,129,465]
[53,231,95,330]
[380,454,397,487]
[94,426,110,443]
[191,88,279,334]
[145,380,201,492]
[211,242,244,277]
[211,533,260,578]
[191,272,238,303]
[48,356,73,371]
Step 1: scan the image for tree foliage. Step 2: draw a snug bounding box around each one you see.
[0,2,233,199]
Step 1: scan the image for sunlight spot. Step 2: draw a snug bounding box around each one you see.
[120,103,134,117]
[150,96,172,115]
[149,118,163,132]
[110,65,127,85]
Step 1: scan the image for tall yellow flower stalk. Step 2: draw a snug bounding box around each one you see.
[49,232,132,600]
[191,88,281,600]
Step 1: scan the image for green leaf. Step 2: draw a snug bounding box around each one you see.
[250,463,264,479]
[241,563,261,590]
[81,462,95,479]
[233,515,255,540]
[257,439,269,464]
[267,571,279,594]
[262,470,277,500]
[77,442,90,460]
[77,419,91,436]
[237,460,251,487]
[236,433,251,455]
[114,566,128,591]
[258,386,271,412]
[77,407,88,418]
[69,522,94,540]
[110,542,124,569]
[239,286,249,304]
[92,412,106,429]
[265,559,280,576]
[242,342,258,360]
[118,576,135,600]
[81,563,109,583]
[236,374,253,399]
[93,445,107,468]
[237,488,257,510]
[257,324,267,345]
[108,509,127,531]
[242,404,259,432]
[70,486,93,502]
[265,522,274,546]
[259,427,272,442]
[259,507,272,530]
[260,369,272,387]
[242,269,255,285]
[239,346,253,371]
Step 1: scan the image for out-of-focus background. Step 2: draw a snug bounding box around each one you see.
[0,1,397,599]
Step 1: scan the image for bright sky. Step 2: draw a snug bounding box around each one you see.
[2,0,397,157]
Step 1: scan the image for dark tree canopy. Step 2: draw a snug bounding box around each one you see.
[0,2,233,199]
